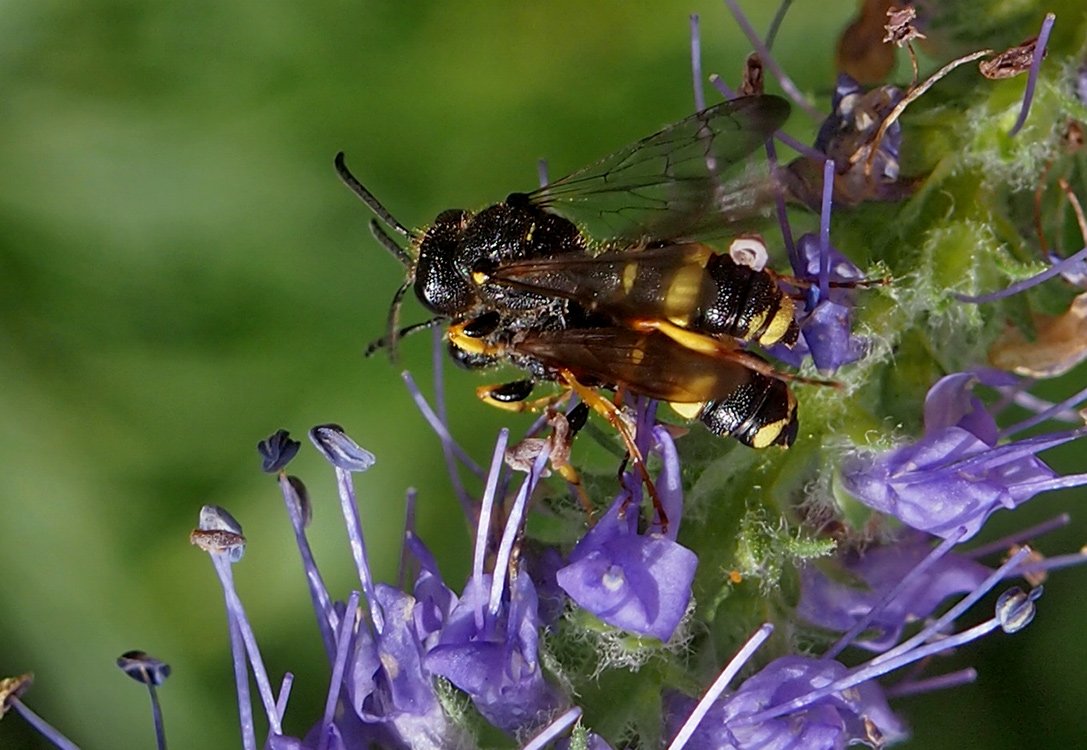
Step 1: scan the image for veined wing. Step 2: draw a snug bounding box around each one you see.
[521,95,790,242]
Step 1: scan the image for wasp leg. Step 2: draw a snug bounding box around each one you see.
[475,379,551,412]
[769,268,892,291]
[553,461,595,521]
[557,369,668,532]
[552,402,595,519]
[476,383,572,414]
[630,319,840,388]
[448,319,502,357]
[478,385,595,517]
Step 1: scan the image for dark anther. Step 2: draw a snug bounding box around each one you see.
[258,429,300,473]
[117,651,172,687]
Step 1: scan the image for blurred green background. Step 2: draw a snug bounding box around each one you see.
[1,1,1084,748]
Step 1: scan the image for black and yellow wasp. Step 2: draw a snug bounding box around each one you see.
[336,94,809,461]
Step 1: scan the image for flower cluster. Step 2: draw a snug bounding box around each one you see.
[6,3,1087,749]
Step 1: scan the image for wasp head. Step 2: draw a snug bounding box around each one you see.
[414,208,478,317]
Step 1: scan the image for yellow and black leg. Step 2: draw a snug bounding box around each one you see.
[770,268,892,293]
[475,379,555,413]
[475,382,596,518]
[557,369,668,532]
[630,318,838,388]
[550,402,595,518]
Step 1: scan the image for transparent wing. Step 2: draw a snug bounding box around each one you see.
[524,95,790,242]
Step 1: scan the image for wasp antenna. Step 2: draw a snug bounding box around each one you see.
[365,314,444,359]
[370,219,414,268]
[334,151,413,238]
[382,279,413,362]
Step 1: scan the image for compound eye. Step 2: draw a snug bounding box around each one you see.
[414,209,475,316]
[462,311,501,338]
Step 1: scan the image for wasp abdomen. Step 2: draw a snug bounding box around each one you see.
[596,251,799,348]
[698,374,797,448]
[696,255,799,347]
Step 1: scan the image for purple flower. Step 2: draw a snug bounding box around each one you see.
[425,436,563,736]
[345,585,454,749]
[785,75,908,210]
[404,534,457,648]
[800,297,867,371]
[785,233,869,372]
[766,152,870,373]
[668,655,908,749]
[238,429,462,750]
[556,427,698,641]
[427,573,560,734]
[797,532,991,651]
[665,549,1047,750]
[838,373,1087,539]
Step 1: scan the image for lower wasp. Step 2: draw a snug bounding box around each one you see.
[336,94,830,498]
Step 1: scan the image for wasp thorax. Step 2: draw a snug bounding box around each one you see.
[414,209,477,316]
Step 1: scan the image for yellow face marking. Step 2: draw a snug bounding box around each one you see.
[525,222,536,243]
[630,346,646,366]
[471,270,489,285]
[663,264,705,318]
[622,262,639,294]
[447,324,499,356]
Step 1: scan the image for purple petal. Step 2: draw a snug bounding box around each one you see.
[839,425,1060,539]
[922,373,997,443]
[803,299,868,371]
[666,656,906,749]
[426,574,559,735]
[798,537,991,651]
[556,534,697,641]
